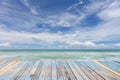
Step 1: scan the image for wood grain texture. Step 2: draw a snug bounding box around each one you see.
[0,60,120,80]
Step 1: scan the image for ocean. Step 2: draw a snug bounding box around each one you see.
[0,49,120,60]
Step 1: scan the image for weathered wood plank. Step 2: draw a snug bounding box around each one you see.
[52,61,57,80]
[39,61,51,80]
[58,61,71,80]
[73,61,90,80]
[77,61,97,80]
[20,61,35,80]
[63,61,76,80]
[44,61,52,80]
[0,60,119,80]
[56,61,65,80]
[32,61,43,80]
[0,60,6,66]
[113,60,120,64]
[85,61,119,80]
[12,61,31,80]
[67,61,83,80]
[82,61,105,80]
[24,61,39,80]
[0,60,19,76]
[0,60,12,69]
[0,61,22,80]
[9,61,28,80]
[94,61,120,80]
[100,61,120,72]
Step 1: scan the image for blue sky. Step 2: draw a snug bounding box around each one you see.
[0,0,120,49]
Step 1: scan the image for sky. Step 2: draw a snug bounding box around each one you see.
[0,0,120,49]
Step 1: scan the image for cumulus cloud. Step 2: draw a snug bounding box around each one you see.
[82,41,96,47]
[0,29,117,49]
[0,42,10,47]
[66,41,96,47]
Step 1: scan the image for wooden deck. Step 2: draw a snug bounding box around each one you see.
[0,60,120,80]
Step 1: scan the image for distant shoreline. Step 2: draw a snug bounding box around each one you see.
[0,49,120,52]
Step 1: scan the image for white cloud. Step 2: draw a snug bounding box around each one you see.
[66,41,96,47]
[45,13,84,27]
[67,0,83,12]
[0,42,10,47]
[0,0,120,49]
[23,0,38,15]
[114,43,120,47]
[0,0,115,29]
[30,7,38,15]
[66,41,82,46]
[45,0,120,28]
[83,41,96,47]
[0,29,119,49]
[91,0,120,42]
[98,1,120,20]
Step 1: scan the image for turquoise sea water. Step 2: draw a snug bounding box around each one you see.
[0,49,120,60]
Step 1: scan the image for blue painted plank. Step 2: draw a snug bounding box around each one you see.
[100,61,120,72]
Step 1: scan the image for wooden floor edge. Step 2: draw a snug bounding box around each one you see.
[0,61,20,76]
[94,61,120,77]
